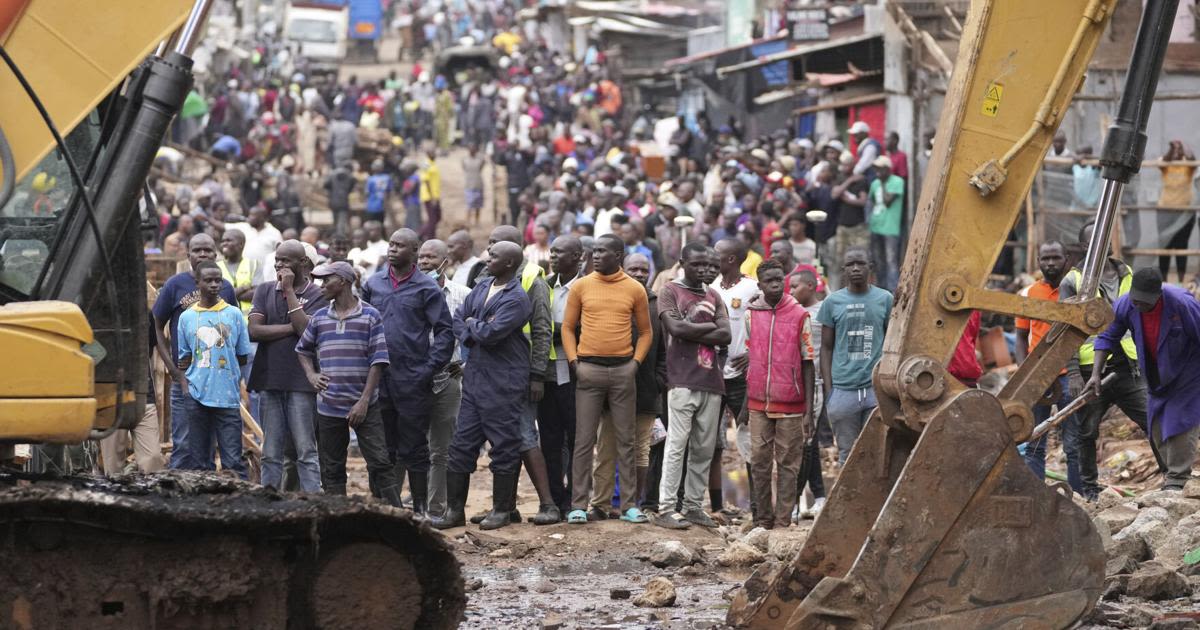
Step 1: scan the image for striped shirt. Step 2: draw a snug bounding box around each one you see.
[295,300,390,418]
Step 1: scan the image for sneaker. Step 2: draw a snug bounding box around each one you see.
[684,509,719,529]
[653,510,692,530]
[806,497,826,519]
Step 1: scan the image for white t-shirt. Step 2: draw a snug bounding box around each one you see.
[711,275,760,379]
[228,221,283,268]
[348,239,389,277]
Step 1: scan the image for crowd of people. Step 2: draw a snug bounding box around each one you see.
[109,4,1197,531]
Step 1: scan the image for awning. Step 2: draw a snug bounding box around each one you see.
[572,1,701,18]
[570,15,690,38]
[717,32,881,78]
[663,32,789,69]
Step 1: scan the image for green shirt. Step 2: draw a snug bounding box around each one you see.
[816,286,893,390]
[868,175,905,237]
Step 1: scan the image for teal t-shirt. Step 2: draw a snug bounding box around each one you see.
[816,286,893,390]
[868,175,905,237]
[177,300,252,408]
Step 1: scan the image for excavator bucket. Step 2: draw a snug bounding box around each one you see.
[727,0,1134,625]
[730,391,1104,628]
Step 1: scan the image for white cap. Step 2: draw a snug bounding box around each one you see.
[849,121,871,135]
[873,155,893,169]
[612,185,629,197]
[562,157,579,171]
[797,138,815,150]
[750,148,770,162]
[825,139,845,152]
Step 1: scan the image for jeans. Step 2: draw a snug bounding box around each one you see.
[538,380,576,512]
[520,399,540,453]
[427,375,461,516]
[168,383,196,470]
[870,232,901,292]
[658,388,721,514]
[259,391,321,492]
[1021,375,1082,493]
[181,396,246,478]
[317,404,398,496]
[572,359,638,512]
[1077,366,1149,499]
[826,387,877,465]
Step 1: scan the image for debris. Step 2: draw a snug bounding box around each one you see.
[489,548,513,558]
[1147,620,1200,630]
[1103,574,1130,600]
[1184,479,1200,500]
[740,527,770,553]
[609,588,631,600]
[767,532,803,561]
[717,542,766,567]
[532,580,557,594]
[1153,514,1200,570]
[1096,503,1140,534]
[648,541,694,568]
[1137,491,1200,522]
[548,533,565,540]
[632,577,677,608]
[1108,531,1153,562]
[465,530,508,548]
[1125,562,1190,600]
[1107,555,1140,576]
[465,578,484,592]
[1114,506,1171,550]
[541,613,564,629]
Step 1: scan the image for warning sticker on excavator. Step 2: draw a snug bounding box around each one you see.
[981,82,1003,117]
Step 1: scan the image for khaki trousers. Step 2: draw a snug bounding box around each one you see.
[571,360,639,512]
[100,403,166,475]
[591,412,655,510]
[749,410,804,527]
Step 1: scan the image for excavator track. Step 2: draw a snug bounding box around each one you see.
[0,471,466,629]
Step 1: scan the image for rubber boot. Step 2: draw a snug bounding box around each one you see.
[408,471,429,519]
[479,473,518,530]
[524,449,561,525]
[380,484,404,509]
[432,472,470,530]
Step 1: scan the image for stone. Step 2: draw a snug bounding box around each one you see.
[1102,575,1129,600]
[717,542,767,567]
[1107,531,1153,562]
[767,533,802,561]
[488,548,513,558]
[648,541,694,568]
[1184,478,1200,500]
[609,588,631,600]
[465,577,484,592]
[532,580,557,594]
[1125,562,1190,600]
[632,577,677,608]
[1148,620,1200,630]
[1115,507,1172,550]
[741,527,770,553]
[541,613,564,630]
[1096,503,1140,535]
[1138,490,1200,522]
[1152,513,1200,570]
[1106,555,1139,576]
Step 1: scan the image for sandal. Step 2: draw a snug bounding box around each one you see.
[566,509,588,525]
[620,507,649,524]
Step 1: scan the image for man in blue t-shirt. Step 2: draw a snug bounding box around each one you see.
[817,247,893,464]
[365,159,392,223]
[151,233,237,470]
[176,261,252,477]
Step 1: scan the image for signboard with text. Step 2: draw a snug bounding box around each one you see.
[787,7,829,41]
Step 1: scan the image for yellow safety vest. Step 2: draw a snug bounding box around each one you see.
[520,262,556,360]
[1065,266,1137,366]
[218,258,258,316]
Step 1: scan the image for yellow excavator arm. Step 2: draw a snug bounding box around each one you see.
[730,0,1178,627]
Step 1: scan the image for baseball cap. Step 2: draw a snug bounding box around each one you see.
[1129,268,1163,305]
[312,261,357,283]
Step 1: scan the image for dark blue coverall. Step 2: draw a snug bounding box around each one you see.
[448,277,532,476]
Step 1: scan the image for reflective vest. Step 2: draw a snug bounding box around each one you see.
[520,262,556,360]
[1065,266,1137,366]
[218,258,258,316]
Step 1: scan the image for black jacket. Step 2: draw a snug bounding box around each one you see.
[635,289,667,415]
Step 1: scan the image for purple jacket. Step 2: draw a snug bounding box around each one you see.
[1095,285,1200,440]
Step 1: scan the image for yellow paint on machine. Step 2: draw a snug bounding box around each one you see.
[981,81,1004,117]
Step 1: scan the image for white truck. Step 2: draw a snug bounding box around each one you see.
[282,1,348,77]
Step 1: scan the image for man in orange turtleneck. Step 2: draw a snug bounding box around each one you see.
[561,234,653,525]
